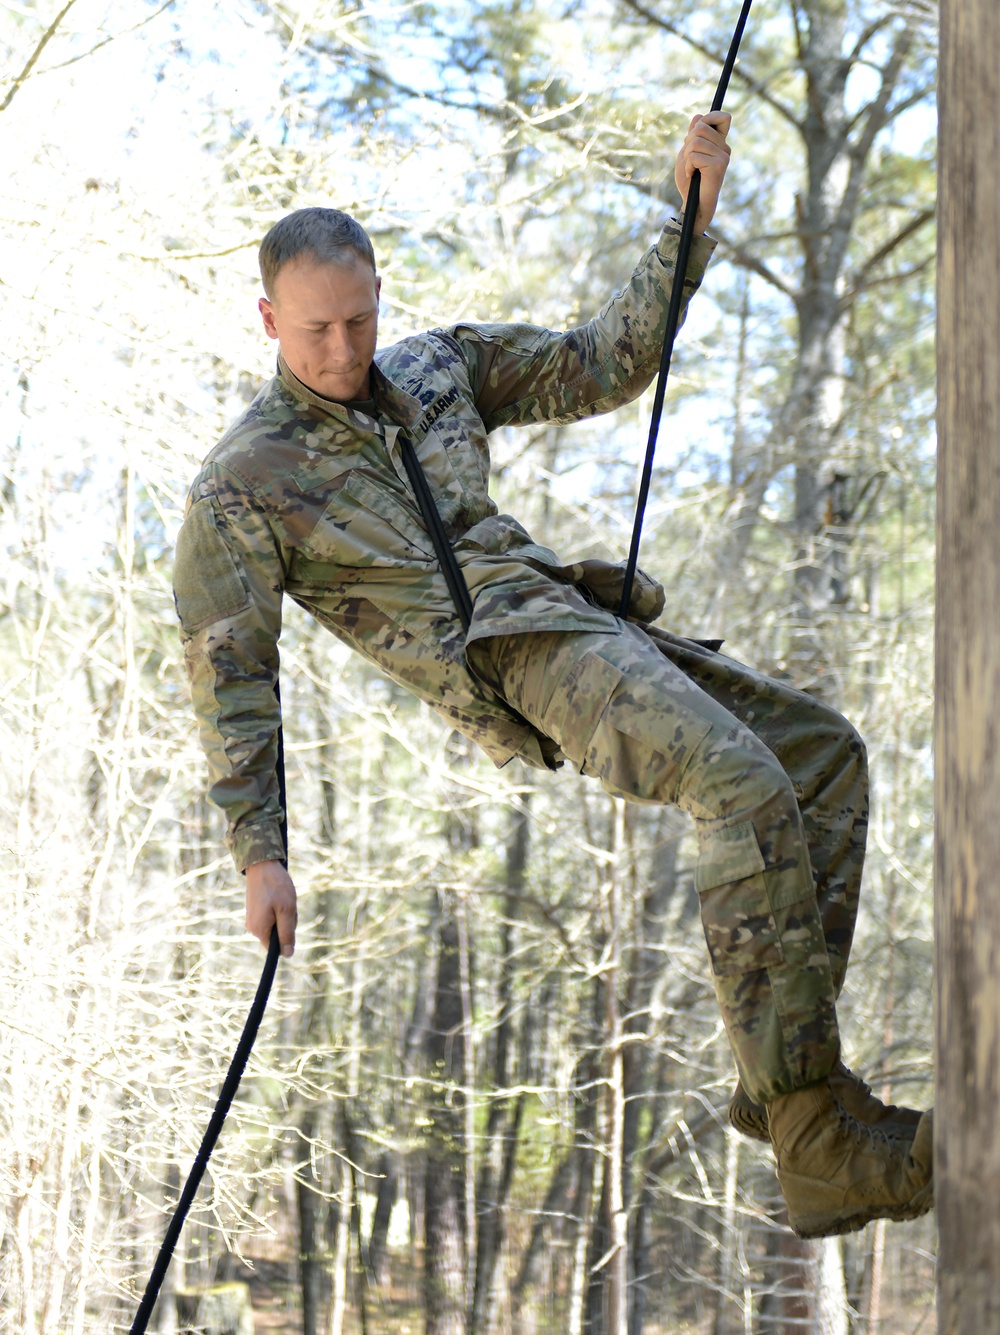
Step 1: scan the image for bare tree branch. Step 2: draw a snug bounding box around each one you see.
[846,25,917,169]
[707,225,798,299]
[842,205,935,302]
[846,14,895,64]
[840,253,934,309]
[0,0,80,114]
[620,0,803,130]
[32,0,175,79]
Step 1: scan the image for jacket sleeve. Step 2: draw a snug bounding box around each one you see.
[455,220,716,430]
[173,465,288,872]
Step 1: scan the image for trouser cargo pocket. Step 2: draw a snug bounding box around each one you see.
[483,631,626,772]
[695,821,786,976]
[540,650,624,769]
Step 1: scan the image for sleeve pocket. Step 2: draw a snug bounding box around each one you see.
[173,497,251,634]
[454,321,548,355]
[695,821,785,977]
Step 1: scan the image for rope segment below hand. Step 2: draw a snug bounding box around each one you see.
[128,697,288,1335]
[127,925,281,1334]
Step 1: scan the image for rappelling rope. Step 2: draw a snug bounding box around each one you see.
[618,0,754,617]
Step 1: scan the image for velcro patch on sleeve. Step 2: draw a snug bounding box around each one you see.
[173,496,251,634]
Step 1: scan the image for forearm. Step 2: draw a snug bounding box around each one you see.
[466,114,730,431]
[185,637,287,870]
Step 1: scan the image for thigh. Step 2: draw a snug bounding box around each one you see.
[641,626,859,784]
[491,622,773,807]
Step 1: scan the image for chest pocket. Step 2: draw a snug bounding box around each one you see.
[302,472,433,568]
[411,413,482,525]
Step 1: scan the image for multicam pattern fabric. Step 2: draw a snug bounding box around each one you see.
[174,221,715,872]
[485,621,864,1103]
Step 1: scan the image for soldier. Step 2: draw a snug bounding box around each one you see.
[173,112,932,1238]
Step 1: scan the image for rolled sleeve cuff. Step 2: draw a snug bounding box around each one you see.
[229,818,287,873]
[657,218,717,283]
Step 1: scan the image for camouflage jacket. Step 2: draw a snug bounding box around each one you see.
[174,221,716,870]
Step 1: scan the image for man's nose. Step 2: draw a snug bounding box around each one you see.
[326,324,355,362]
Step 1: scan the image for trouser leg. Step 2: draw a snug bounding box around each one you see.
[487,621,842,1104]
[640,627,867,996]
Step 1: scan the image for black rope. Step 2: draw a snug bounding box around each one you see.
[275,677,289,864]
[129,687,288,1334]
[618,0,753,617]
[128,927,280,1333]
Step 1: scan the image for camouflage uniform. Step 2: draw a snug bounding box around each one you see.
[175,219,855,1103]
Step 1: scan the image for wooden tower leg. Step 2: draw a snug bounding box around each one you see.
[936,0,1000,1329]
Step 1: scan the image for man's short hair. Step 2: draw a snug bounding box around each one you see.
[259,208,377,297]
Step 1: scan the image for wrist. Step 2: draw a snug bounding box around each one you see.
[230,817,287,874]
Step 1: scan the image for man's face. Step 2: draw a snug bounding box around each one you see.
[259,252,381,403]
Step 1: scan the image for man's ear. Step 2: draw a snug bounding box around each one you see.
[259,297,278,340]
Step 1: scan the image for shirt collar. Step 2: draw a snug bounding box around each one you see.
[276,352,424,432]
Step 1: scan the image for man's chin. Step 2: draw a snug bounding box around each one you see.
[317,371,366,403]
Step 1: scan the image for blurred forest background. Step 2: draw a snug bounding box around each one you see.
[0,0,938,1331]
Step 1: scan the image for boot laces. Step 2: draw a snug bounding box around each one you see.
[836,1061,910,1120]
[839,1061,873,1100]
[836,1099,894,1154]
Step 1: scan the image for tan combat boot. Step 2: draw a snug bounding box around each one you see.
[767,1080,933,1238]
[728,1060,924,1144]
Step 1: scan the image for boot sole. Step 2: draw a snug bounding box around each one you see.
[785,1180,935,1240]
[727,1097,770,1144]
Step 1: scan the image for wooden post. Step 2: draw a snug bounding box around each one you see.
[936,0,1000,1330]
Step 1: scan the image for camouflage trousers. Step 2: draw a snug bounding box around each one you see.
[486,619,868,1105]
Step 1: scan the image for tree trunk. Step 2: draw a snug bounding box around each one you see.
[471,801,529,1334]
[368,1150,398,1286]
[756,1228,814,1332]
[297,1107,323,1335]
[423,904,466,1335]
[585,800,634,1335]
[622,820,682,1335]
[814,1237,848,1335]
[936,0,1000,1329]
[569,1034,600,1335]
[602,801,628,1335]
[711,1131,740,1335]
[326,1158,350,1335]
[511,1150,575,1331]
[708,0,922,661]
